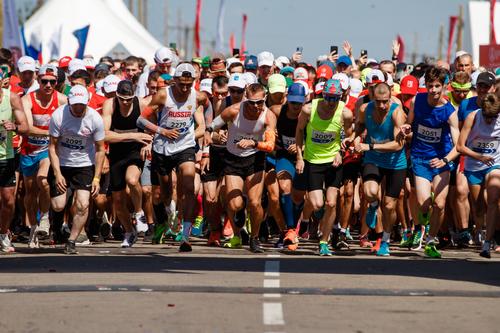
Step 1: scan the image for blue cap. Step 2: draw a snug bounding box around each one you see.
[280,66,295,75]
[287,83,306,103]
[244,55,258,70]
[337,55,352,66]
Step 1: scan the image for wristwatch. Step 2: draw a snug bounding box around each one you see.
[205,127,213,133]
[442,157,449,164]
[369,143,374,151]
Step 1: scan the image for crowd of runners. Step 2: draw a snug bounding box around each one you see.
[0,41,499,258]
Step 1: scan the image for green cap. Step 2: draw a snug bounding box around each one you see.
[201,56,211,68]
[268,74,287,94]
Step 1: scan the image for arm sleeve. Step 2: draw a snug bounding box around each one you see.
[256,129,275,153]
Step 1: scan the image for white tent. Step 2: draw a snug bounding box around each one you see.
[468,1,500,65]
[22,0,162,63]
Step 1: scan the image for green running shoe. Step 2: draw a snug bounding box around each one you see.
[400,230,412,248]
[152,223,167,244]
[191,216,204,237]
[223,235,242,248]
[318,241,333,256]
[424,242,441,258]
[418,211,430,226]
[411,228,424,250]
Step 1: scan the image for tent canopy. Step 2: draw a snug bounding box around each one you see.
[23,0,162,63]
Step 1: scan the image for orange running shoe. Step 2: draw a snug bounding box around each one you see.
[283,229,299,250]
[222,216,234,239]
[371,238,382,253]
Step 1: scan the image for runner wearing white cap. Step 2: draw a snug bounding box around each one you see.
[16,56,39,96]
[102,74,121,99]
[48,85,105,254]
[257,51,274,87]
[137,63,208,252]
[136,47,177,98]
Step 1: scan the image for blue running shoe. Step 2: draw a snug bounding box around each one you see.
[366,203,378,229]
[377,241,390,256]
[318,241,333,256]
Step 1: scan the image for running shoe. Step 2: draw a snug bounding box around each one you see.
[456,230,472,248]
[283,229,299,249]
[28,226,39,249]
[298,220,309,240]
[143,224,154,243]
[366,203,378,229]
[318,241,333,256]
[345,227,354,241]
[400,230,412,248]
[75,232,91,246]
[250,237,265,253]
[335,231,350,250]
[371,238,382,253]
[377,241,390,256]
[191,216,204,237]
[418,211,430,226]
[424,241,441,258]
[359,236,373,248]
[99,220,112,240]
[410,228,424,251]
[480,241,491,259]
[36,213,50,238]
[274,233,284,249]
[121,232,137,248]
[222,216,234,239]
[134,211,149,233]
[64,240,78,255]
[0,233,15,253]
[152,223,167,244]
[207,230,222,247]
[223,235,242,249]
[179,237,193,252]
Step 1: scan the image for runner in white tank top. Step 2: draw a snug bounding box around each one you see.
[137,63,208,253]
[457,93,500,259]
[204,83,277,253]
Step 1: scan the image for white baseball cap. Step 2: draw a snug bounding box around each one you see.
[68,85,89,105]
[154,47,175,64]
[226,57,243,69]
[332,73,350,90]
[274,56,290,70]
[242,72,258,85]
[293,67,308,81]
[95,79,105,97]
[228,73,247,89]
[83,57,96,69]
[174,63,196,78]
[17,56,36,73]
[200,78,212,94]
[102,74,121,93]
[257,51,274,67]
[38,64,58,78]
[349,78,363,98]
[68,59,87,76]
[365,69,386,84]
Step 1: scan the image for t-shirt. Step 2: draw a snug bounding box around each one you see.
[49,105,105,167]
[457,96,478,122]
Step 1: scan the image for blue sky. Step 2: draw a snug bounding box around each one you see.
[19,0,474,63]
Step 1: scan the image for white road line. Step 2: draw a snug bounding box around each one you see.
[266,254,281,258]
[263,293,281,298]
[265,261,280,277]
[263,303,285,325]
[264,279,280,288]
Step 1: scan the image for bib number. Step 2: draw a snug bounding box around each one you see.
[417,125,442,143]
[61,136,86,150]
[28,135,49,146]
[311,130,335,144]
[234,133,257,144]
[471,138,499,155]
[281,135,295,149]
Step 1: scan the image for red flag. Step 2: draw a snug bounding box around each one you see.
[194,0,202,57]
[229,33,235,54]
[491,0,497,44]
[447,16,458,63]
[397,34,405,63]
[240,14,248,59]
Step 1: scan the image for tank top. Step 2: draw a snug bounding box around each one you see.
[109,97,143,161]
[21,91,59,156]
[304,98,344,164]
[0,89,13,160]
[153,86,197,156]
[363,102,407,170]
[226,102,267,157]
[276,104,298,160]
[464,110,500,172]
[410,93,455,159]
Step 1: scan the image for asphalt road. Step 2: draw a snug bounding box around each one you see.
[1,238,499,333]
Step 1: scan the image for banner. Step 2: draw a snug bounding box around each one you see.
[229,32,235,54]
[397,34,405,63]
[194,0,202,57]
[21,26,42,63]
[240,14,248,58]
[491,0,497,44]
[447,16,458,63]
[2,0,23,60]
[49,26,63,60]
[73,25,90,59]
[215,0,226,53]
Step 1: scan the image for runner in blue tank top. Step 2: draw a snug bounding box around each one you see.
[351,83,407,256]
[400,66,460,259]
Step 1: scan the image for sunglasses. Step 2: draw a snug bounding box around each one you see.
[375,99,390,104]
[229,88,245,94]
[247,98,266,106]
[41,79,57,86]
[213,91,228,97]
[117,94,134,102]
[323,95,341,102]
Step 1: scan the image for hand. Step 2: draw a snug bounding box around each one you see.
[161,128,180,140]
[354,142,369,153]
[200,155,210,174]
[287,143,297,155]
[332,152,342,168]
[343,40,353,57]
[140,144,152,161]
[91,178,100,198]
[2,120,16,131]
[134,132,153,145]
[399,124,412,138]
[341,138,353,151]
[203,131,213,147]
[296,159,305,174]
[1,77,10,89]
[102,156,110,174]
[237,139,256,149]
[429,158,446,169]
[219,130,228,144]
[328,52,339,63]
[55,173,67,194]
[392,39,400,57]
[480,155,495,167]
[292,51,302,62]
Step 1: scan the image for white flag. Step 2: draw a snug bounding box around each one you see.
[49,25,63,59]
[2,0,23,56]
[215,0,226,53]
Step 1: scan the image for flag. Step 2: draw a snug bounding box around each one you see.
[446,16,458,63]
[229,33,235,54]
[215,0,226,53]
[194,0,202,57]
[240,14,248,58]
[396,34,405,63]
[73,25,90,59]
[2,0,23,60]
[21,26,42,63]
[49,25,62,59]
[491,0,497,44]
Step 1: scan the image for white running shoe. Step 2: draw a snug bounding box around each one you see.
[121,232,137,248]
[134,211,149,233]
[36,213,50,238]
[0,233,15,253]
[28,226,39,249]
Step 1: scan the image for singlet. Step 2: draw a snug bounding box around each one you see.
[21,91,59,156]
[153,86,197,156]
[410,93,455,159]
[458,96,478,122]
[363,102,407,170]
[304,98,343,164]
[226,102,267,157]
[109,97,143,161]
[276,104,298,161]
[464,110,500,172]
[0,89,14,160]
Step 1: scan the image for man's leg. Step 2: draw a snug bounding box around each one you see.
[69,190,91,241]
[224,174,245,236]
[319,187,339,243]
[178,161,196,250]
[245,170,266,252]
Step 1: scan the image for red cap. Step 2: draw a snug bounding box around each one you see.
[400,75,418,96]
[316,64,333,80]
[59,56,72,68]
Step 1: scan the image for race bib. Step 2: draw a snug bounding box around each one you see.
[28,135,49,146]
[416,125,442,143]
[311,130,335,144]
[281,135,295,149]
[471,138,499,155]
[233,133,258,144]
[61,136,86,150]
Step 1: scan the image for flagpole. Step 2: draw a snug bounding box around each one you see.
[456,4,463,52]
[0,0,4,47]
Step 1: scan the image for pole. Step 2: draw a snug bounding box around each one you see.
[138,0,143,26]
[456,4,463,52]
[0,0,4,47]
[163,0,168,45]
[438,24,444,61]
